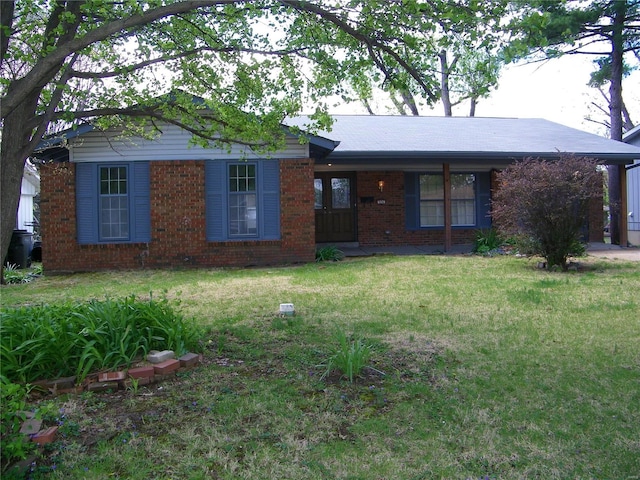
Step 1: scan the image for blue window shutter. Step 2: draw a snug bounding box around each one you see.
[205,160,225,241]
[476,172,492,228]
[405,173,418,230]
[131,162,151,242]
[260,160,280,240]
[76,163,98,244]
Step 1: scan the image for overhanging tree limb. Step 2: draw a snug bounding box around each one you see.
[280,0,439,103]
[2,1,241,118]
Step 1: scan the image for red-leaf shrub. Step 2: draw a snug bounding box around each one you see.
[491,155,602,270]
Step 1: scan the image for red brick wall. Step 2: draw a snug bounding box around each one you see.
[40,159,315,273]
[280,159,316,257]
[355,171,475,247]
[588,181,604,242]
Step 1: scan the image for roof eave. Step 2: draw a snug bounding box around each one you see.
[325,151,636,164]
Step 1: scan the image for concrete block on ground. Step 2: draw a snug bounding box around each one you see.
[153,358,180,375]
[98,371,126,382]
[179,352,200,368]
[33,375,77,392]
[279,303,295,316]
[128,366,155,379]
[20,418,42,435]
[147,350,175,364]
[31,426,58,445]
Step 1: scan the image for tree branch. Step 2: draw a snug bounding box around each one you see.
[22,53,82,161]
[2,1,242,118]
[280,0,439,103]
[69,45,308,79]
[0,0,15,68]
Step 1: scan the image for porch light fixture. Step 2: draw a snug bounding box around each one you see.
[378,180,385,192]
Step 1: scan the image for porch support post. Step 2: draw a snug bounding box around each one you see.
[620,164,628,246]
[443,163,452,251]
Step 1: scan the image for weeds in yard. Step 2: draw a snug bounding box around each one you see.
[2,263,42,284]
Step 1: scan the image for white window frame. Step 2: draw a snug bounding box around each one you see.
[99,165,129,241]
[419,173,476,227]
[228,163,258,237]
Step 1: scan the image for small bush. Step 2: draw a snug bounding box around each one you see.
[473,228,503,254]
[0,295,201,384]
[491,155,601,270]
[316,245,344,262]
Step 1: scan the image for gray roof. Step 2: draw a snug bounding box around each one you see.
[289,115,640,164]
[623,124,640,145]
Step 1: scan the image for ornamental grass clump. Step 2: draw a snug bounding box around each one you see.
[322,330,373,383]
[0,295,201,384]
[315,245,345,262]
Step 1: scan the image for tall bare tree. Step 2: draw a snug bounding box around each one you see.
[505,0,640,245]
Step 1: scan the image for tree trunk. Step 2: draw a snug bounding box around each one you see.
[1,2,85,268]
[1,109,31,272]
[399,89,419,116]
[469,97,477,117]
[607,0,626,245]
[438,50,453,117]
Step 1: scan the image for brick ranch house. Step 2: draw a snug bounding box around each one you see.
[35,115,640,273]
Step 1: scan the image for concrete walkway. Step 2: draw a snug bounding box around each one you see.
[583,242,640,261]
[337,242,640,261]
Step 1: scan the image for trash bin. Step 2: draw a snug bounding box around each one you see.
[5,230,33,268]
[31,240,42,263]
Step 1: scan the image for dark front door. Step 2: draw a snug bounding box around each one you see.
[314,172,356,243]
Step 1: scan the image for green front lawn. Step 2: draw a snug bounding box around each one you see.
[2,254,639,479]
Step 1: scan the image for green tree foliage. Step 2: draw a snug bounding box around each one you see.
[504,0,640,245]
[0,1,507,267]
[491,155,603,271]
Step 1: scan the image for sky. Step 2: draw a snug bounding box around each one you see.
[479,54,640,136]
[331,54,640,138]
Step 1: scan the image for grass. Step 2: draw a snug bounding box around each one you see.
[1,254,639,478]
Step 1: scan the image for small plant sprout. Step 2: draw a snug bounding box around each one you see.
[127,377,140,395]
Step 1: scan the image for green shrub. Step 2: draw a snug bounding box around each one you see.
[0,295,201,384]
[321,331,372,383]
[0,378,36,473]
[472,228,503,254]
[315,245,344,262]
